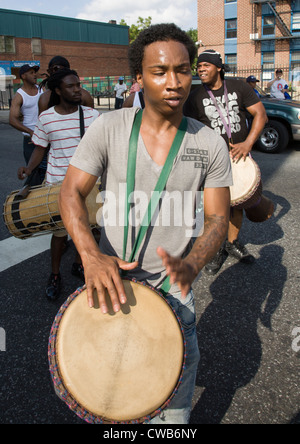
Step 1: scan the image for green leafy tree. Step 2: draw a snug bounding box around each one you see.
[120,17,152,43]
[186,28,198,75]
[120,19,198,75]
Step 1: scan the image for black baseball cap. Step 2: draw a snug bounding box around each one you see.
[247,75,260,83]
[19,64,39,78]
[48,56,70,69]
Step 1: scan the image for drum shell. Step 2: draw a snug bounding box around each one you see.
[245,194,275,223]
[3,182,102,239]
[230,157,262,210]
[48,279,185,424]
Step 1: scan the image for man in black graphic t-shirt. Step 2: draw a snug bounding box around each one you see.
[184,50,268,275]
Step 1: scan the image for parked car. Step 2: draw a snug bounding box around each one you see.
[191,76,300,153]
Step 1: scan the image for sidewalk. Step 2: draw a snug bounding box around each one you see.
[0,105,111,125]
[0,110,9,124]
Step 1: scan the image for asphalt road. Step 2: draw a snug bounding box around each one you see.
[0,111,299,424]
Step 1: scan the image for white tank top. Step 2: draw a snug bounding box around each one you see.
[17,86,43,135]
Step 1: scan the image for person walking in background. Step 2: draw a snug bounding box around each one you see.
[114,76,127,109]
[38,56,94,114]
[9,64,47,185]
[184,49,268,275]
[17,68,99,301]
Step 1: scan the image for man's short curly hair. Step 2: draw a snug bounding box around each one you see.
[128,23,197,76]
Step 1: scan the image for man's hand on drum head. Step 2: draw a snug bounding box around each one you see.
[229,141,252,162]
[157,247,198,298]
[83,252,138,314]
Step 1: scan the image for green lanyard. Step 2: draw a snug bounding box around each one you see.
[122,109,188,294]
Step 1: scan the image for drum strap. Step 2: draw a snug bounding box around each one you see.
[204,81,233,145]
[79,106,85,139]
[123,109,188,295]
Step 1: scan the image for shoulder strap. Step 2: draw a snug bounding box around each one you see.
[138,91,145,109]
[123,110,187,294]
[79,106,85,139]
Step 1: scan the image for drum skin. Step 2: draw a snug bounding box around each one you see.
[48,279,185,424]
[3,182,102,239]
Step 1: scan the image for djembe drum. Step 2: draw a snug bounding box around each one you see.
[48,279,185,424]
[230,156,274,223]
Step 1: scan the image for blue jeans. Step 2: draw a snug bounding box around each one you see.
[23,136,47,185]
[149,290,200,424]
[115,97,124,109]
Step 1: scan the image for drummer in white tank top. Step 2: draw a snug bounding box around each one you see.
[9,65,47,174]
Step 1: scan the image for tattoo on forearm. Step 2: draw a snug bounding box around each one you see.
[190,213,228,271]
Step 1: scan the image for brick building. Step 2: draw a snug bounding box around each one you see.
[0,9,130,79]
[197,0,300,84]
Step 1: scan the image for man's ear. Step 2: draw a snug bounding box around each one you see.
[136,73,143,90]
[55,87,61,97]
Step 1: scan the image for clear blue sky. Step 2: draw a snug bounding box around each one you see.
[0,1,198,31]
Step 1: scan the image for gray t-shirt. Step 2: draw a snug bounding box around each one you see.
[70,107,232,292]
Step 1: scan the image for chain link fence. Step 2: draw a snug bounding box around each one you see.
[0,75,134,110]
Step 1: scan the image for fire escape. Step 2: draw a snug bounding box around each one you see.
[251,0,296,46]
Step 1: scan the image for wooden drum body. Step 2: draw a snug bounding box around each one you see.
[3,182,102,239]
[48,279,185,424]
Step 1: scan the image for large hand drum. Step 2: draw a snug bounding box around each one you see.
[230,156,274,222]
[48,279,185,424]
[3,182,102,239]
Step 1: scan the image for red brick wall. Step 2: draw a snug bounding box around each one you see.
[0,37,130,78]
[237,1,261,68]
[197,0,293,70]
[197,1,225,56]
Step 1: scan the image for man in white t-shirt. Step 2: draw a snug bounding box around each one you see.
[114,76,127,109]
[267,69,290,99]
[18,68,99,301]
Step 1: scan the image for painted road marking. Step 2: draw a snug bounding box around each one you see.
[0,234,52,273]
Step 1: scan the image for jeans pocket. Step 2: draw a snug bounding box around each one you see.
[167,291,196,332]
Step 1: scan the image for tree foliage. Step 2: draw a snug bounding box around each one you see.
[120,18,198,74]
[120,17,153,43]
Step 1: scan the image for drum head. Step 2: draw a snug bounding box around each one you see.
[230,157,260,205]
[49,280,184,423]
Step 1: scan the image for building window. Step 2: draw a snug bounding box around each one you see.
[225,0,236,3]
[292,13,300,32]
[0,36,15,53]
[31,38,42,55]
[262,15,276,36]
[226,19,237,39]
[262,52,275,70]
[225,54,237,72]
[291,51,300,73]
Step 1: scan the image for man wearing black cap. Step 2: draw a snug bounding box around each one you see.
[38,56,94,113]
[247,76,260,98]
[184,50,268,275]
[9,64,47,184]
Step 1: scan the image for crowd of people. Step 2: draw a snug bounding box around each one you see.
[8,23,272,424]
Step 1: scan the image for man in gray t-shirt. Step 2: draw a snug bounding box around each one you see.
[59,24,232,425]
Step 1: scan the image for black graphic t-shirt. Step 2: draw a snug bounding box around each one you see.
[184,79,260,146]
